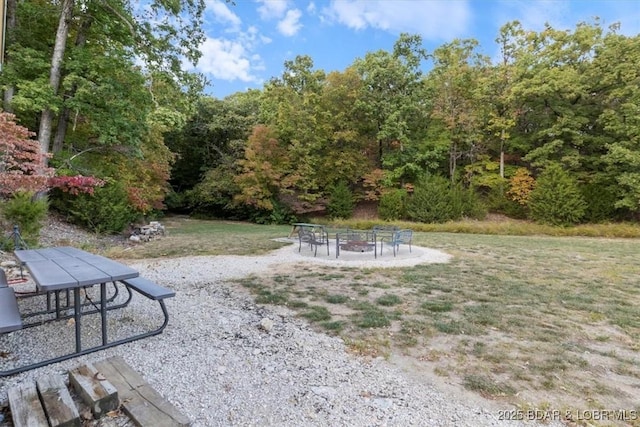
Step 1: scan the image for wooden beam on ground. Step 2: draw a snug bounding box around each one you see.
[7,383,49,427]
[69,362,119,418]
[94,356,190,427]
[36,374,81,427]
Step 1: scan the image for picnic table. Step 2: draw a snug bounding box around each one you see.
[0,246,176,377]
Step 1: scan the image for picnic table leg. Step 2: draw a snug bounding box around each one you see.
[101,282,108,346]
[54,291,61,318]
[74,288,82,353]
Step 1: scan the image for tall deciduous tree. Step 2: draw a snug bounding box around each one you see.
[353,33,428,173]
[259,55,329,208]
[38,0,73,160]
[484,21,526,178]
[595,31,640,211]
[4,0,207,158]
[428,39,488,181]
[234,125,290,210]
[511,22,605,170]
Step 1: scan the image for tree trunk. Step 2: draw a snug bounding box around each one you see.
[449,141,457,182]
[2,0,18,112]
[499,129,505,178]
[38,0,74,161]
[53,13,92,154]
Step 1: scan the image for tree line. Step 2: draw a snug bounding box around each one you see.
[1,1,639,234]
[168,22,640,226]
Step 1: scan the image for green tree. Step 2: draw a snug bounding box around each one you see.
[234,125,290,211]
[353,33,428,176]
[406,175,457,223]
[482,21,525,178]
[595,31,640,213]
[327,181,355,220]
[378,189,407,221]
[529,163,586,225]
[510,21,606,171]
[427,39,489,181]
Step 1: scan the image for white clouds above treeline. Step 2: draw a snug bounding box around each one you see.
[194,0,640,96]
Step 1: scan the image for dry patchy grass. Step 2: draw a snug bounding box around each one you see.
[236,233,640,426]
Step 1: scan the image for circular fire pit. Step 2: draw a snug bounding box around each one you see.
[340,241,375,252]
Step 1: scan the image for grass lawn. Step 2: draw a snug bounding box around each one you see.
[113,217,640,424]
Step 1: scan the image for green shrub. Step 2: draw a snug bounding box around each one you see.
[51,181,138,234]
[164,189,189,213]
[327,181,354,220]
[485,186,528,219]
[406,175,484,223]
[378,189,407,220]
[580,181,620,223]
[1,192,48,247]
[247,199,297,225]
[453,183,487,220]
[529,163,586,226]
[406,175,455,223]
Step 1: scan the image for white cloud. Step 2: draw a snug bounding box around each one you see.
[257,0,290,20]
[197,37,263,82]
[494,0,572,33]
[278,9,303,36]
[323,0,471,40]
[307,2,317,14]
[207,0,242,30]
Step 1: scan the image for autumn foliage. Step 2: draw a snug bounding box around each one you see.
[0,112,53,196]
[507,168,536,206]
[234,125,289,210]
[48,175,106,195]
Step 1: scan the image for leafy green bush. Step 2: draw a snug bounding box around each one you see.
[485,186,528,219]
[406,175,486,223]
[50,181,138,234]
[529,164,586,226]
[580,180,621,223]
[327,181,354,220]
[164,189,190,213]
[406,175,454,223]
[241,199,296,225]
[378,189,408,220]
[452,183,487,220]
[1,192,48,247]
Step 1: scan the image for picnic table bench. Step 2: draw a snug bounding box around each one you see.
[0,269,22,334]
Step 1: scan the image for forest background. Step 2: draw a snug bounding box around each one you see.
[1,0,639,242]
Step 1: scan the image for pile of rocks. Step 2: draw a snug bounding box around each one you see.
[0,259,23,283]
[128,221,165,243]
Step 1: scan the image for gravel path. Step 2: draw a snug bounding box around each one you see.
[0,243,560,427]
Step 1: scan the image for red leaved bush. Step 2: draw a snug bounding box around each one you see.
[48,175,106,195]
[0,112,54,196]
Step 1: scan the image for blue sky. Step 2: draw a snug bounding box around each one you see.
[194,0,640,99]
